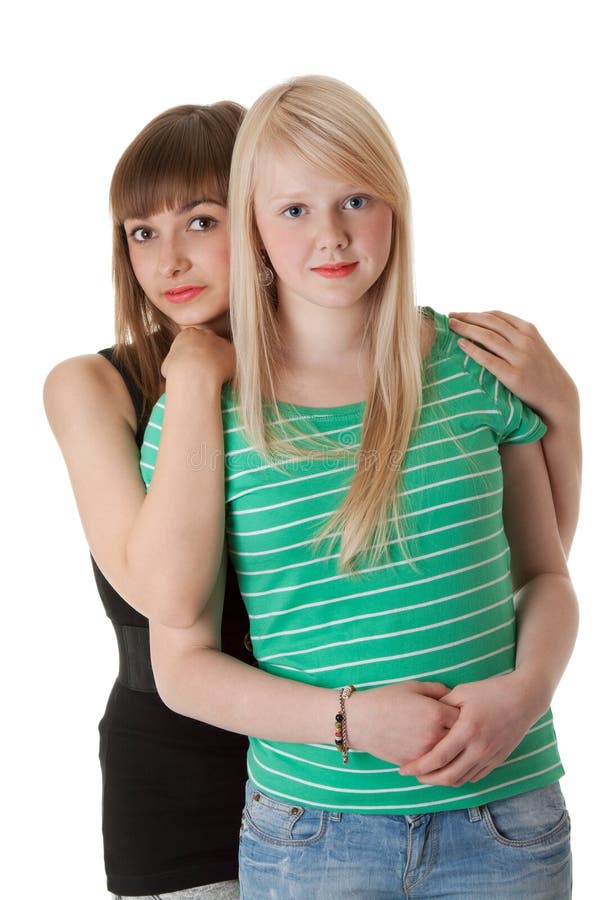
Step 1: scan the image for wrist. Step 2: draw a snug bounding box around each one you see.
[508,667,553,722]
[166,369,223,404]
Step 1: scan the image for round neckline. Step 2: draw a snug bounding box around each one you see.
[272,308,448,417]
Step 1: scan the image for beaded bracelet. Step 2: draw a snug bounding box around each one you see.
[334,684,356,764]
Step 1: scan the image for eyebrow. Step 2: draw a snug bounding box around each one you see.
[176,198,223,213]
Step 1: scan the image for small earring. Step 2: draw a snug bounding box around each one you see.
[259,251,275,287]
[259,263,274,287]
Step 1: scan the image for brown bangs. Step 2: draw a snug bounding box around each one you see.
[110,101,245,419]
[110,102,245,222]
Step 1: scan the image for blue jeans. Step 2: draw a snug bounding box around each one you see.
[239,780,571,898]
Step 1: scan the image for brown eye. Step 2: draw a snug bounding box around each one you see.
[189,216,217,231]
[131,226,156,243]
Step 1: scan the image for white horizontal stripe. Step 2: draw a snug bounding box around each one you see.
[236,507,501,575]
[354,643,515,688]
[231,484,347,517]
[224,411,352,440]
[417,408,502,430]
[421,371,469,390]
[247,754,560,805]
[254,731,556,778]
[226,422,360,457]
[251,574,509,643]
[258,595,512,662]
[407,425,488,453]
[229,445,496,511]
[403,445,496,475]
[248,548,510,621]
[142,440,159,451]
[244,527,505,599]
[232,474,502,539]
[421,388,483,409]
[499,741,558,768]
[140,461,155,471]
[226,456,305,483]
[504,417,542,443]
[269,619,515,675]
[228,462,355,504]
[232,510,332,539]
[146,421,162,432]
[254,740,398,774]
[230,489,503,550]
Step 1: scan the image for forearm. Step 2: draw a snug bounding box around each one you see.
[149,614,459,763]
[152,639,338,744]
[126,373,226,626]
[512,572,579,717]
[540,389,582,556]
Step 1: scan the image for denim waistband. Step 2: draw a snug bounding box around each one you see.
[112,623,157,692]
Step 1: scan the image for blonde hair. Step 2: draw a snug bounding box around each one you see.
[110,102,245,417]
[228,76,422,566]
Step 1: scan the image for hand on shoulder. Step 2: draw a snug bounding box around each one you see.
[448,310,578,424]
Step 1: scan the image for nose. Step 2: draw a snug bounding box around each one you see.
[157,235,191,277]
[316,210,349,253]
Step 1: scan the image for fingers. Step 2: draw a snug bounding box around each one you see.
[414,680,452,700]
[452,337,513,382]
[399,728,465,779]
[448,316,516,357]
[449,310,532,334]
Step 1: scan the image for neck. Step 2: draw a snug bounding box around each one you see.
[276,298,368,367]
[274,297,371,406]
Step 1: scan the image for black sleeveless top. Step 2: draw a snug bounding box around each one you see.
[94,348,252,895]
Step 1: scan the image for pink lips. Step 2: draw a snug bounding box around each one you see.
[311,262,359,279]
[164,285,206,304]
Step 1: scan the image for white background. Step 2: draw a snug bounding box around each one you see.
[3,1,598,897]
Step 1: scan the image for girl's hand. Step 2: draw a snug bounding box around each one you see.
[448,310,577,425]
[398,672,543,786]
[161,326,235,388]
[349,681,459,766]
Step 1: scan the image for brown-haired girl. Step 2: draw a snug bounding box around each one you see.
[44,103,251,899]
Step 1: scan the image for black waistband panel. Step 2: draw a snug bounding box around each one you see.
[112,622,157,692]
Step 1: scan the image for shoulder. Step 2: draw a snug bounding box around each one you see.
[419,307,460,364]
[44,353,137,437]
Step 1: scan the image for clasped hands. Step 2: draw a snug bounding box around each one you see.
[352,672,543,789]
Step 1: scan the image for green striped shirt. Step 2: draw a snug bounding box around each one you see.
[140,308,563,813]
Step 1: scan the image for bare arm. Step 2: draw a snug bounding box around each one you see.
[149,586,460,766]
[43,327,232,626]
[449,310,581,554]
[399,439,579,786]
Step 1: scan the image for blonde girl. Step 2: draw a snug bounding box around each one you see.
[142,77,579,898]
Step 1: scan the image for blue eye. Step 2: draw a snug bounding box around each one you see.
[283,205,305,218]
[130,226,156,243]
[345,196,367,210]
[189,216,217,231]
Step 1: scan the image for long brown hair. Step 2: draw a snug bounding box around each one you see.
[110,102,245,417]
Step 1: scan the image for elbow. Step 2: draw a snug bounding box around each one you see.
[153,671,187,717]
[152,597,205,630]
[123,565,207,628]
